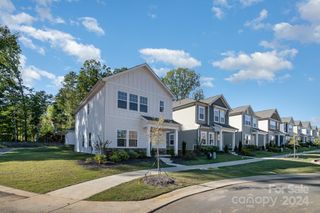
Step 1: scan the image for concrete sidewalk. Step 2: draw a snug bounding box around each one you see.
[2,173,319,213]
[47,149,320,201]
[47,158,263,200]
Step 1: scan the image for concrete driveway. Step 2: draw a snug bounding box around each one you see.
[156,175,320,213]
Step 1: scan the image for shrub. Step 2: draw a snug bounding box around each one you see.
[117,150,130,161]
[242,148,254,156]
[243,145,257,151]
[182,141,187,156]
[238,141,243,153]
[137,150,147,158]
[151,149,156,157]
[269,146,281,153]
[127,150,139,159]
[200,146,218,154]
[224,144,229,153]
[85,157,93,164]
[168,148,175,158]
[94,154,106,164]
[109,153,121,162]
[183,152,197,160]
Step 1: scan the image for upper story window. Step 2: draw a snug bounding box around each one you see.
[140,96,148,113]
[253,117,257,128]
[129,94,138,111]
[160,101,164,112]
[220,110,225,124]
[270,120,276,130]
[118,91,127,109]
[245,114,251,126]
[214,108,220,122]
[198,106,205,121]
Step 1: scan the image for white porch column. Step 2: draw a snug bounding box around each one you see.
[232,132,235,151]
[277,135,281,147]
[219,130,223,151]
[146,126,151,157]
[255,132,259,147]
[174,129,179,156]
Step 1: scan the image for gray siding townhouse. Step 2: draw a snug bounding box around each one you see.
[280,117,295,143]
[229,105,268,148]
[293,120,303,142]
[311,126,319,142]
[173,95,238,151]
[301,121,312,143]
[255,109,285,146]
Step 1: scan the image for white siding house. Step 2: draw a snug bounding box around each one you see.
[75,64,180,156]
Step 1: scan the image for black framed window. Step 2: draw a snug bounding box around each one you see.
[88,133,92,147]
[117,130,126,147]
[140,96,148,113]
[129,131,138,147]
[129,94,138,111]
[160,101,164,112]
[118,91,127,109]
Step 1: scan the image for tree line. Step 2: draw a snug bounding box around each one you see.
[0,25,203,143]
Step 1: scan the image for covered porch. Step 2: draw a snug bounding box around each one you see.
[252,128,268,147]
[142,116,181,157]
[213,123,238,151]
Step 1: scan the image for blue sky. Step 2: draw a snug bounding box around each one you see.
[1,0,319,125]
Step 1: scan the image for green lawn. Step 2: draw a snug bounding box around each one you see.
[251,146,320,158]
[172,153,248,166]
[0,146,165,193]
[88,156,320,201]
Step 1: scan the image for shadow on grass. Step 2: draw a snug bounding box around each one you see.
[0,146,92,162]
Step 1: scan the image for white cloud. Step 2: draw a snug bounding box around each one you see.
[240,0,262,7]
[19,36,45,55]
[139,48,201,68]
[152,67,170,77]
[245,9,270,30]
[213,49,297,82]
[20,54,64,88]
[34,0,65,24]
[274,22,320,43]
[273,0,320,44]
[298,0,320,23]
[259,40,284,49]
[200,76,215,88]
[17,25,101,61]
[212,7,224,19]
[79,17,105,35]
[1,12,36,26]
[211,0,230,19]
[0,0,15,12]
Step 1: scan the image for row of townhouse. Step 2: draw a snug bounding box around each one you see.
[72,64,319,155]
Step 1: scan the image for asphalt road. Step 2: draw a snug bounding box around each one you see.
[156,176,320,213]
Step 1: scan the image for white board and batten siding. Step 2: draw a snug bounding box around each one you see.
[173,106,199,131]
[258,120,269,132]
[229,115,243,132]
[75,65,173,153]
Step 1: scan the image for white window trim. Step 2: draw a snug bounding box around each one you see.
[214,108,220,123]
[244,114,252,126]
[198,106,205,121]
[169,133,175,146]
[220,110,226,124]
[200,131,207,145]
[209,132,215,145]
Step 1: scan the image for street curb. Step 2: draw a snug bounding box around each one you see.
[147,173,320,213]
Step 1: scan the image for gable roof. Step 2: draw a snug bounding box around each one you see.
[255,109,281,121]
[301,121,312,128]
[75,63,174,113]
[229,105,253,116]
[173,94,231,111]
[202,94,231,109]
[294,120,302,126]
[312,126,318,130]
[281,117,294,124]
